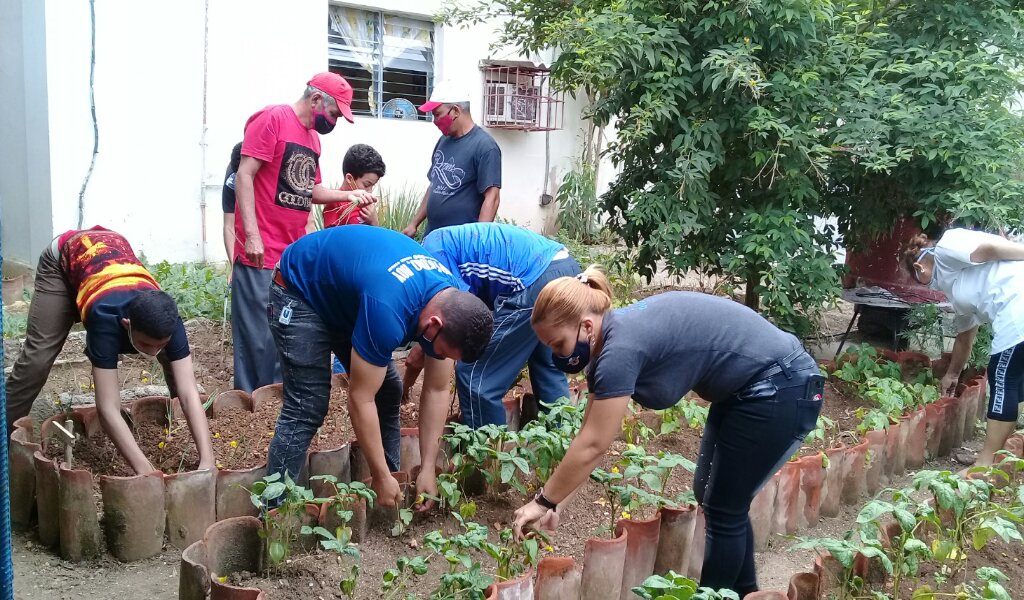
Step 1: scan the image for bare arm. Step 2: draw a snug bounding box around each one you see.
[305,210,317,235]
[168,356,216,470]
[941,326,979,396]
[93,368,156,474]
[414,355,453,511]
[478,186,500,223]
[312,184,376,206]
[236,156,265,268]
[348,351,403,506]
[513,395,630,536]
[403,188,431,237]
[970,237,1024,263]
[542,396,630,501]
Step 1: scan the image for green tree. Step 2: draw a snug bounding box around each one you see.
[439,0,1024,336]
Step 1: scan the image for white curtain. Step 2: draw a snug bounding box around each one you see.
[329,5,378,114]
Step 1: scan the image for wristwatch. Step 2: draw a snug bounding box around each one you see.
[534,488,557,510]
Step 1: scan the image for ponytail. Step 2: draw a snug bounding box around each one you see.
[898,233,935,275]
[532,265,613,327]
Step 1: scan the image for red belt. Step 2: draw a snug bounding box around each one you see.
[272,268,288,289]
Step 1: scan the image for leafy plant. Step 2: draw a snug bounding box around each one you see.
[591,446,696,535]
[910,469,1023,573]
[792,530,892,600]
[3,312,28,339]
[392,507,414,537]
[900,303,948,356]
[300,522,362,598]
[969,324,995,372]
[482,528,546,581]
[622,405,656,445]
[556,157,601,242]
[423,515,494,599]
[833,345,903,390]
[632,571,739,600]
[149,261,229,321]
[381,555,429,600]
[246,473,314,572]
[517,400,584,485]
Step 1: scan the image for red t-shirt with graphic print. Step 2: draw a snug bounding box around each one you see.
[234,104,322,269]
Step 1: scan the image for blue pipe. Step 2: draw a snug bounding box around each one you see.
[1,227,15,597]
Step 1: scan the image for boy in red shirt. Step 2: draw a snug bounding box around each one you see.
[322,144,386,228]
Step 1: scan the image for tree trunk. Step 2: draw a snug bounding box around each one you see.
[744,269,760,311]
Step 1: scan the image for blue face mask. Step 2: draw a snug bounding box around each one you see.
[552,323,591,374]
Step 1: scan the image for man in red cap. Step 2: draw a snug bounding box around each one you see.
[232,72,374,393]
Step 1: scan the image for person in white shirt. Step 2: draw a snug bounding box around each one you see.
[901,228,1024,467]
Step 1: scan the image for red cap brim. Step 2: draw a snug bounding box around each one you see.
[419,101,442,113]
[338,101,355,124]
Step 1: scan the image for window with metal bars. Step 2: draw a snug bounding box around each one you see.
[328,5,434,121]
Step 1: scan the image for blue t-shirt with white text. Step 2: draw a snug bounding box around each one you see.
[422,223,565,309]
[278,226,459,366]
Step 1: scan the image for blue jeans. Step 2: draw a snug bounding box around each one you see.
[266,282,403,481]
[456,257,581,428]
[694,351,823,596]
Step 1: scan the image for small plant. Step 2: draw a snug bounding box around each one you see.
[833,344,902,390]
[900,303,947,355]
[392,507,414,537]
[791,530,892,600]
[246,473,314,572]
[632,571,740,600]
[148,260,229,321]
[381,555,429,600]
[423,515,494,599]
[622,405,656,445]
[482,528,547,581]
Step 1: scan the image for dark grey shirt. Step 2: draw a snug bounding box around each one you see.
[587,292,802,408]
[425,126,502,235]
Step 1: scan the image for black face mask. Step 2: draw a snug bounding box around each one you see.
[552,322,591,374]
[314,112,337,134]
[418,323,443,359]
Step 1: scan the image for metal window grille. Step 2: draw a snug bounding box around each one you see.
[328,5,434,121]
[481,62,563,132]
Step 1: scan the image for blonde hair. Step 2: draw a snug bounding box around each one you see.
[898,233,935,275]
[532,265,614,328]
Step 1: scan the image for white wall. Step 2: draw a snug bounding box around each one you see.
[0,0,53,266]
[18,0,608,264]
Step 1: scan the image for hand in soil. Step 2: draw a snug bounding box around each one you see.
[512,499,554,541]
[414,469,437,513]
[373,473,403,507]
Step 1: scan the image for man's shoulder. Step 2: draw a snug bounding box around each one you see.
[469,125,500,149]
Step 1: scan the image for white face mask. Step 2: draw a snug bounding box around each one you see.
[126,321,159,359]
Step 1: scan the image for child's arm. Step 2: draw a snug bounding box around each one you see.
[93,367,156,474]
[168,356,216,470]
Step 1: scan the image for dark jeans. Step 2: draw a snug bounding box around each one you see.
[231,261,281,393]
[456,256,580,427]
[265,282,403,482]
[694,350,823,596]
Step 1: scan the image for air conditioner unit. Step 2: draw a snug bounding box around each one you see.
[485,82,539,125]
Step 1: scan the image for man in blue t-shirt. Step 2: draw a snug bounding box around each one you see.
[409,223,581,427]
[402,80,502,238]
[266,225,493,508]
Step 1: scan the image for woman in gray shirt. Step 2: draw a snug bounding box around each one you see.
[511,267,824,596]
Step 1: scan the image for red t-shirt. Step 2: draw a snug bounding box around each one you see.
[235,104,322,269]
[58,227,159,321]
[322,199,363,228]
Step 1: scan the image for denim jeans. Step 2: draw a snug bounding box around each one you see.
[265,282,403,482]
[456,257,581,428]
[694,351,824,596]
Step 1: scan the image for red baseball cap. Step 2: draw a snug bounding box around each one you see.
[308,72,355,124]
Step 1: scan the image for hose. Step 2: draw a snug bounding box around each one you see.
[1,225,16,597]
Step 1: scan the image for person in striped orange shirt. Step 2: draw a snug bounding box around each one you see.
[5,227,215,474]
